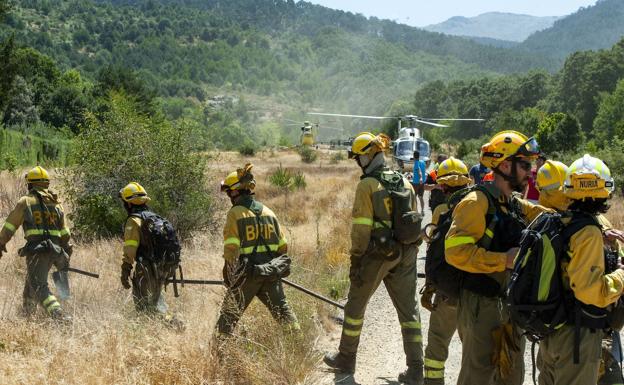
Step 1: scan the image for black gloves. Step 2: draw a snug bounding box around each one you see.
[121,262,133,290]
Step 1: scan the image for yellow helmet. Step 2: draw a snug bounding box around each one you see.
[536,160,568,192]
[564,154,614,200]
[221,163,255,192]
[480,131,540,169]
[348,132,391,158]
[436,157,471,187]
[119,182,151,205]
[25,166,50,185]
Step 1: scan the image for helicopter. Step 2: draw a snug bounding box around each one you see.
[284,119,315,146]
[308,113,483,171]
[284,119,346,147]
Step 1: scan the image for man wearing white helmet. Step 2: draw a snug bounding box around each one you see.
[537,154,624,385]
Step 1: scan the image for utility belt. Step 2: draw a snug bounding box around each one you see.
[19,238,67,259]
[366,231,402,261]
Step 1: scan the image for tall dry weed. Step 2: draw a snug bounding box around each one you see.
[0,149,360,384]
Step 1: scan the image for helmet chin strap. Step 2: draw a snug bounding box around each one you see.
[493,158,525,193]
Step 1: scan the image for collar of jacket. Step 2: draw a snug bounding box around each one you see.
[29,187,59,203]
[233,194,255,208]
[363,152,386,176]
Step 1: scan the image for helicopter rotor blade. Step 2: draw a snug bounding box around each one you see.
[412,119,449,128]
[308,112,395,120]
[284,119,301,124]
[422,118,484,121]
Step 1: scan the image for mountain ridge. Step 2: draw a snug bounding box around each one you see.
[424,12,561,42]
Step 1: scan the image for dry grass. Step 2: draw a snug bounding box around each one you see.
[0,150,358,385]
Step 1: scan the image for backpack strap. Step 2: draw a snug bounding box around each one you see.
[370,170,405,231]
[560,211,601,364]
[472,185,499,249]
[447,185,499,249]
[561,212,600,242]
[32,190,51,240]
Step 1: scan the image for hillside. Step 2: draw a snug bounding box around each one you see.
[520,0,624,63]
[424,12,560,42]
[1,0,556,116]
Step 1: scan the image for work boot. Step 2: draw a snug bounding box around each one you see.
[323,351,356,374]
[49,308,72,324]
[163,314,186,332]
[398,366,424,385]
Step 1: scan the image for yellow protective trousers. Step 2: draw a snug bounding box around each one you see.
[132,261,167,314]
[339,244,423,370]
[216,274,299,335]
[424,297,457,385]
[456,288,525,385]
[23,252,68,316]
[537,325,602,385]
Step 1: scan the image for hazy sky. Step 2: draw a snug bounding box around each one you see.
[306,0,598,27]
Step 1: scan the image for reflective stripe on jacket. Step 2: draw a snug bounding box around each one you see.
[223,199,287,263]
[444,188,546,275]
[351,171,416,257]
[0,188,70,247]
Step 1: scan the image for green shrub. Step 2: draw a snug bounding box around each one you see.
[291,171,306,190]
[329,151,345,164]
[298,146,317,164]
[3,154,17,172]
[268,164,292,191]
[238,142,256,156]
[64,92,212,238]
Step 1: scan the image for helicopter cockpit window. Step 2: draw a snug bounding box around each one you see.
[396,141,413,155]
[417,141,430,158]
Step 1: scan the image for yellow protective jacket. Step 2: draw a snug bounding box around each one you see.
[445,187,546,275]
[351,169,416,257]
[596,214,624,259]
[122,216,142,265]
[562,215,624,309]
[0,187,71,249]
[223,197,287,264]
[431,202,449,227]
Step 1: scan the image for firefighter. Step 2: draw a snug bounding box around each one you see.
[324,132,423,384]
[0,166,72,321]
[535,155,624,385]
[216,164,299,335]
[534,158,624,385]
[119,182,183,329]
[445,131,546,385]
[420,157,471,384]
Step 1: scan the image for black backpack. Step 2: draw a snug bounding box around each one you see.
[507,211,611,366]
[424,185,498,300]
[375,171,423,245]
[132,211,182,290]
[507,212,599,338]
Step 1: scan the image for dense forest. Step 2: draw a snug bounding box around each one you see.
[411,37,624,184]
[0,0,623,167]
[520,0,624,63]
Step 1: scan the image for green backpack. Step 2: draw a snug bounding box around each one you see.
[375,171,423,245]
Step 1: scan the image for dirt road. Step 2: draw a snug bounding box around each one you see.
[315,192,538,385]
